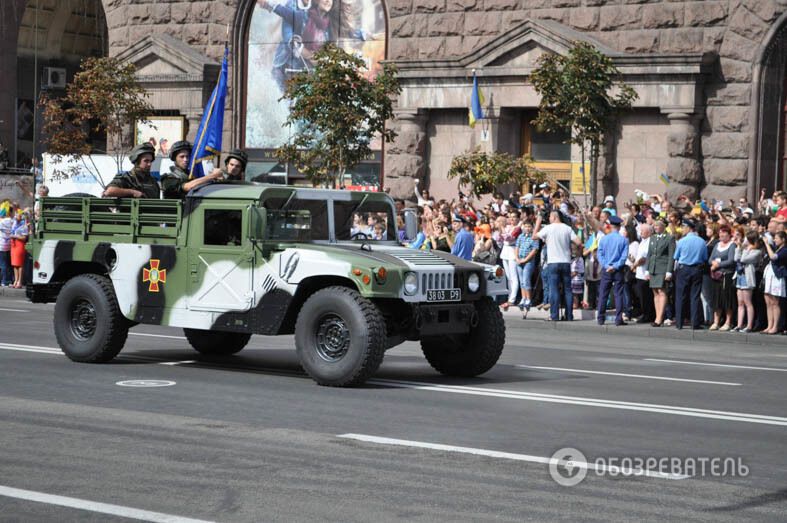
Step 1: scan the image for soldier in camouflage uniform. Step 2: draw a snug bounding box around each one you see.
[160,141,224,199]
[103,143,161,199]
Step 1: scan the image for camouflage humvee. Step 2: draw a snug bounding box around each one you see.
[28,184,508,386]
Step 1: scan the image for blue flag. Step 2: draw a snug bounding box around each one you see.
[468,72,484,128]
[190,46,229,178]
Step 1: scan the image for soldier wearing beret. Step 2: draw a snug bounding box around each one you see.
[160,141,224,199]
[104,143,161,199]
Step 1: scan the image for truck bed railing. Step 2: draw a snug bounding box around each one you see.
[38,198,182,242]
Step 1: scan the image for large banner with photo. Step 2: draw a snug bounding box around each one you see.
[246,0,386,153]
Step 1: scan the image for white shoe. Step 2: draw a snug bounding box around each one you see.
[664,319,673,326]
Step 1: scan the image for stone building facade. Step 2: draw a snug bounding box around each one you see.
[2,0,787,203]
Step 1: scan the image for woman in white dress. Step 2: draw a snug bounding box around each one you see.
[762,231,787,334]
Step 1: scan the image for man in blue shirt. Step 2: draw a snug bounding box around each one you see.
[673,219,709,329]
[451,216,475,261]
[596,215,629,326]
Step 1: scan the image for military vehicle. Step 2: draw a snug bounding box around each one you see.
[28,184,508,386]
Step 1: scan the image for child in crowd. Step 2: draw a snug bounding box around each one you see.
[571,244,585,310]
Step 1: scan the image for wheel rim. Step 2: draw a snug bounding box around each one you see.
[70,299,97,341]
[315,313,351,362]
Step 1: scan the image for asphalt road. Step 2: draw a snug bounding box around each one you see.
[1,296,786,522]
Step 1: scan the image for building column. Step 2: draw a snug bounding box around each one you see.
[384,109,427,200]
[666,112,702,200]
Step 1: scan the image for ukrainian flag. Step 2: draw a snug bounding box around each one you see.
[468,72,484,128]
[190,46,229,179]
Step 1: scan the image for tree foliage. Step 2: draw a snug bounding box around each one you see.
[530,42,637,203]
[447,149,545,198]
[41,56,153,185]
[276,44,400,188]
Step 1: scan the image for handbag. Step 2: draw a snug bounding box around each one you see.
[710,269,723,281]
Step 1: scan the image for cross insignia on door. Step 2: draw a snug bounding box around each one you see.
[143,259,167,292]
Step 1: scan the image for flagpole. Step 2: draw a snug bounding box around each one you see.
[189,43,229,179]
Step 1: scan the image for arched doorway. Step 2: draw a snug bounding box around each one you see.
[237,0,388,186]
[754,16,787,197]
[14,0,107,167]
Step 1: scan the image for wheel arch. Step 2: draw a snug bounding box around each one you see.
[51,261,109,284]
[277,275,359,335]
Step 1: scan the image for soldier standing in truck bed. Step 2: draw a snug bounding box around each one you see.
[160,141,224,199]
[216,149,248,182]
[103,143,161,199]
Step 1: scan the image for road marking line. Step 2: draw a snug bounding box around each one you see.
[368,378,787,426]
[515,365,741,386]
[1,342,781,426]
[0,485,214,523]
[0,343,60,355]
[130,332,187,340]
[159,360,196,366]
[0,307,29,312]
[337,434,689,480]
[646,358,787,372]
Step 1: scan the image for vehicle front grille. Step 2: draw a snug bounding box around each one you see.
[421,271,463,291]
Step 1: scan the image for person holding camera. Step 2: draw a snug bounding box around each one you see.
[428,219,453,253]
[533,210,582,321]
[762,230,787,334]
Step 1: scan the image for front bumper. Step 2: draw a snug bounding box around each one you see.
[413,303,477,336]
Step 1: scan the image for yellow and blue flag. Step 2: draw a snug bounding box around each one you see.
[468,72,484,128]
[659,173,670,186]
[190,46,229,179]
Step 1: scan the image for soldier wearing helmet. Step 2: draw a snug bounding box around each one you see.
[211,149,248,182]
[103,143,161,198]
[160,141,224,199]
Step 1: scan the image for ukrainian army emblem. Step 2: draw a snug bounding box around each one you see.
[142,259,167,292]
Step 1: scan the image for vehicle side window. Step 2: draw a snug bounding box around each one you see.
[204,209,242,246]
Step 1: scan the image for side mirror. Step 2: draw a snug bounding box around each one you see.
[249,206,266,241]
[403,208,418,242]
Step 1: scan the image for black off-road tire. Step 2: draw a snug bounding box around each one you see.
[53,274,128,363]
[295,286,386,387]
[420,297,506,377]
[183,329,251,356]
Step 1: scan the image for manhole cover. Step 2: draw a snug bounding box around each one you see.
[116,380,176,388]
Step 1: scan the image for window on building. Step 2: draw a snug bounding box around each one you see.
[529,127,571,162]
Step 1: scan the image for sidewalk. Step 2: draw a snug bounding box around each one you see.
[502,305,787,347]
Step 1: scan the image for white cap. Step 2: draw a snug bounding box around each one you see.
[604,195,615,203]
[522,193,533,201]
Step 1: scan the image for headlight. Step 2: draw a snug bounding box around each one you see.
[404,272,418,295]
[467,273,480,293]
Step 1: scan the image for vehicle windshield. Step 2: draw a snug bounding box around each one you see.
[335,199,396,242]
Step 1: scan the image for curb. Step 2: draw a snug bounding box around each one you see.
[0,287,26,298]
[504,316,787,347]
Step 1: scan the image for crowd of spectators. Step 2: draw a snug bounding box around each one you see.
[402,181,787,335]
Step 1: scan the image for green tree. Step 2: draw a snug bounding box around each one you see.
[447,149,545,199]
[41,56,153,187]
[276,44,400,188]
[530,41,637,205]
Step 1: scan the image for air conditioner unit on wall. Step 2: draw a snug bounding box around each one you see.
[43,67,67,89]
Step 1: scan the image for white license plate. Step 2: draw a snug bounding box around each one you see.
[426,289,461,302]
